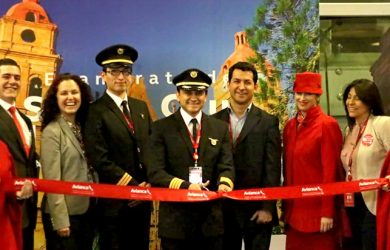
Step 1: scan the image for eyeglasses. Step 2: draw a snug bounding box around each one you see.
[106,69,132,77]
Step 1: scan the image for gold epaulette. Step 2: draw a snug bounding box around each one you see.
[169,177,184,189]
[220,176,234,190]
[117,172,132,185]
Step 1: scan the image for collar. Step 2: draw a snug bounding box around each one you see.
[106,90,128,108]
[180,108,202,125]
[295,105,322,124]
[227,102,252,116]
[355,114,371,129]
[0,98,15,113]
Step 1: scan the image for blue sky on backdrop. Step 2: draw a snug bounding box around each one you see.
[0,0,261,116]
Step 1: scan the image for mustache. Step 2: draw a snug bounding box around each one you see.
[186,99,201,104]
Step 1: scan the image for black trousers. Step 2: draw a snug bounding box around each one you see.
[344,193,376,250]
[42,207,96,250]
[23,226,34,250]
[161,236,223,250]
[222,204,273,250]
[98,202,151,250]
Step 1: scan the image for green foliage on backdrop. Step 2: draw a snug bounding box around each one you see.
[246,0,320,122]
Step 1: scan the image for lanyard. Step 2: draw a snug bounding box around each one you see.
[122,113,135,132]
[187,122,202,166]
[347,118,369,181]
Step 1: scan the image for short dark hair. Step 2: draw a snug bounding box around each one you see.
[41,73,92,130]
[342,78,384,128]
[228,61,258,84]
[0,58,20,69]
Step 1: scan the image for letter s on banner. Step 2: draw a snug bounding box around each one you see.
[24,96,41,122]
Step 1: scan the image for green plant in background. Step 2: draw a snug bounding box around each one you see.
[245,0,320,234]
[246,0,319,123]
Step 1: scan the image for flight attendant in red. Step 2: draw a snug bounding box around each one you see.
[283,72,343,250]
[0,140,33,250]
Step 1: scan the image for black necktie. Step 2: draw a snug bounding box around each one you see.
[121,100,134,133]
[190,118,197,141]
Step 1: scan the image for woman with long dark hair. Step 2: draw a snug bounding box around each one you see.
[40,73,96,250]
[341,79,390,250]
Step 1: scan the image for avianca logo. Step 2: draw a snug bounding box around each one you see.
[72,184,94,192]
[14,180,36,186]
[131,188,152,195]
[187,192,208,198]
[359,180,379,187]
[301,186,323,193]
[244,190,266,196]
[14,180,24,185]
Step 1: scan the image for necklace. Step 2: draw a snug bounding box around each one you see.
[61,115,82,141]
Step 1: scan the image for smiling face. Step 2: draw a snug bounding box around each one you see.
[176,88,207,117]
[228,69,257,106]
[101,65,133,98]
[294,92,319,112]
[56,79,81,120]
[0,65,21,104]
[345,87,370,121]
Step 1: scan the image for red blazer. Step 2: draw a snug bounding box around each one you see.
[377,152,390,250]
[0,141,22,250]
[283,106,343,232]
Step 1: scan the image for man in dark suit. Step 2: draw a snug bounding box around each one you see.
[84,44,152,250]
[0,58,38,250]
[213,61,281,250]
[147,68,234,250]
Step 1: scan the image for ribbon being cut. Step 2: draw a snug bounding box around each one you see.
[8,177,389,202]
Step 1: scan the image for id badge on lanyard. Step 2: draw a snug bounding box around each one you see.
[187,121,202,184]
[344,192,355,207]
[189,166,202,184]
[344,168,355,207]
[344,118,368,207]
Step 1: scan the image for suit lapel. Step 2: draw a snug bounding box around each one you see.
[0,106,28,159]
[198,114,210,162]
[19,111,35,160]
[128,98,138,133]
[128,98,146,137]
[0,105,17,134]
[173,111,194,156]
[58,117,85,159]
[102,93,135,138]
[219,109,230,123]
[235,106,262,145]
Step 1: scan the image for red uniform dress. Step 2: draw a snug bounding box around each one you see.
[0,141,22,250]
[283,106,343,250]
[377,152,390,250]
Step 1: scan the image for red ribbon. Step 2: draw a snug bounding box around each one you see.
[9,178,389,202]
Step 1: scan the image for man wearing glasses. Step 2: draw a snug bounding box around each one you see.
[84,44,152,250]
